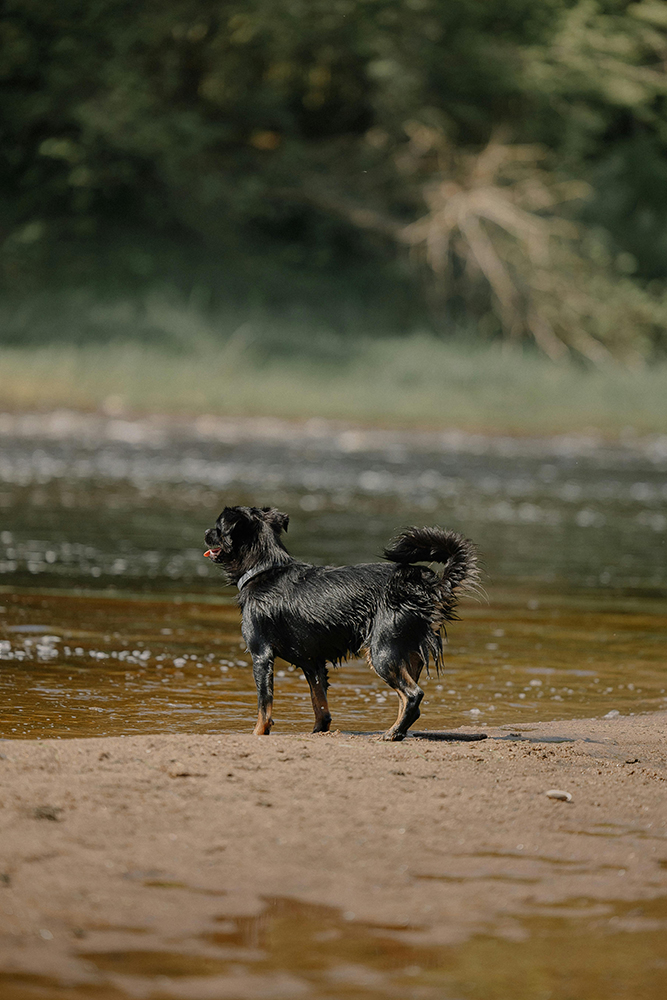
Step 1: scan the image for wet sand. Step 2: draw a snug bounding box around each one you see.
[1,711,666,997]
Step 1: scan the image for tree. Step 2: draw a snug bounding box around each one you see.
[1,1,666,359]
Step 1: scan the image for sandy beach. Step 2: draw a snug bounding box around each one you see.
[1,710,666,997]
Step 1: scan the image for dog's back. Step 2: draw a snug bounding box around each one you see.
[240,560,392,667]
[241,526,478,673]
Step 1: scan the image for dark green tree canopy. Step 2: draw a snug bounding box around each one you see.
[2,1,667,357]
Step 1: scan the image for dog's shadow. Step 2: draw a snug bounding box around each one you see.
[409,731,487,742]
[354,730,488,742]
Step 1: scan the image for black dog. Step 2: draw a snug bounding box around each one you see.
[204,505,478,741]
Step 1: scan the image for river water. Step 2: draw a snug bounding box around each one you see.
[1,411,665,738]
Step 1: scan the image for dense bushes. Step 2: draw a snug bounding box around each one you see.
[1,1,667,359]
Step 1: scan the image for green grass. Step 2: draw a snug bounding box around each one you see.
[1,331,666,435]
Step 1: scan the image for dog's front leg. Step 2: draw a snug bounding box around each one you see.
[301,662,332,733]
[250,645,275,736]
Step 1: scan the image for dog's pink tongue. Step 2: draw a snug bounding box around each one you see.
[204,549,216,558]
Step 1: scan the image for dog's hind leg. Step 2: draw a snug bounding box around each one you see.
[407,651,425,683]
[371,649,424,742]
[300,661,332,733]
[250,645,275,736]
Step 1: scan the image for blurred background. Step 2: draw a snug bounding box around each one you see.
[1,0,667,427]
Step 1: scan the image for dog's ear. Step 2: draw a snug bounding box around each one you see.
[218,506,256,550]
[261,507,289,534]
[221,506,248,526]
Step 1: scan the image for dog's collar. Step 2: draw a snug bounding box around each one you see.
[237,563,283,591]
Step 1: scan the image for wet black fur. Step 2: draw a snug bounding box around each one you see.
[204,505,479,740]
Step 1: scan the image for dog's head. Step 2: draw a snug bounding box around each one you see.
[204,506,290,580]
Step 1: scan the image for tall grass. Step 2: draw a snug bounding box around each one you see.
[1,328,666,435]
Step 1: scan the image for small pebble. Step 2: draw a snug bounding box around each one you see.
[545,789,572,802]
[31,805,64,821]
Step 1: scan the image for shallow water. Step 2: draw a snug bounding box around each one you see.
[1,414,666,738]
[2,894,667,999]
[1,585,666,739]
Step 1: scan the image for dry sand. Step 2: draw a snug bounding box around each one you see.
[1,712,666,995]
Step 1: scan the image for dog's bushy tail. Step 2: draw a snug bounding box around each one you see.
[383,527,479,593]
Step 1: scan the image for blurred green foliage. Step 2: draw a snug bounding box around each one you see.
[1,0,667,358]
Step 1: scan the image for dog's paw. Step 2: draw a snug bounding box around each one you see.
[379,729,406,742]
